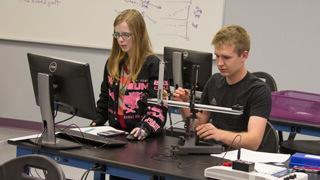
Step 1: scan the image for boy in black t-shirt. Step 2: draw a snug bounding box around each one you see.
[173,25,271,150]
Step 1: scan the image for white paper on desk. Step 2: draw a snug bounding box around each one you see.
[7,126,124,141]
[254,162,287,174]
[211,148,290,163]
[8,134,42,142]
[70,125,125,135]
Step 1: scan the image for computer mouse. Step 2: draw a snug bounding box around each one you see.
[126,133,139,141]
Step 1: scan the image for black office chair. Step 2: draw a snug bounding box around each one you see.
[258,121,279,153]
[252,72,284,141]
[252,71,278,92]
[0,154,66,180]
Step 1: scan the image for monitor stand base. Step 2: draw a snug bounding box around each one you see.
[171,136,224,155]
[29,137,82,150]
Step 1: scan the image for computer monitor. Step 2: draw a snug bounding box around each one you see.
[27,53,97,149]
[163,46,213,92]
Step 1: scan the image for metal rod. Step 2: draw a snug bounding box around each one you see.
[147,98,243,115]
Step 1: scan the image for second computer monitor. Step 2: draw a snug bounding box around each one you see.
[164,46,213,91]
[28,53,97,120]
[28,53,97,149]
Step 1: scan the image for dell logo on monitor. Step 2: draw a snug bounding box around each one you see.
[49,62,57,72]
[183,51,189,59]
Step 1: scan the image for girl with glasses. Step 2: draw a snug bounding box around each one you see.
[91,9,169,143]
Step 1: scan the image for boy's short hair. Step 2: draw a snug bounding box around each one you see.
[212,25,250,56]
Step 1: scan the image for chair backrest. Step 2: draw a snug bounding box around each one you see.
[258,121,279,153]
[252,71,285,150]
[252,71,277,92]
[0,154,66,180]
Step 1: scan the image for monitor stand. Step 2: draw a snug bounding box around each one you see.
[30,73,81,150]
[170,65,224,155]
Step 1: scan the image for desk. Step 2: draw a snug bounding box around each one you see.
[269,116,320,155]
[269,116,320,141]
[8,135,220,180]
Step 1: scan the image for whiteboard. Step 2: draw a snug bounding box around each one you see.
[0,0,225,53]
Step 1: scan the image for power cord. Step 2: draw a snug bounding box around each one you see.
[80,164,103,180]
[56,123,84,145]
[32,126,47,146]
[54,111,77,125]
[219,134,242,166]
[54,101,78,125]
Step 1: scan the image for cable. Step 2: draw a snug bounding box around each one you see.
[173,120,184,125]
[32,126,47,146]
[54,110,77,125]
[59,123,82,134]
[54,103,59,118]
[56,124,84,145]
[54,101,78,125]
[80,164,102,180]
[34,168,45,179]
[218,134,242,166]
[80,169,90,180]
[167,106,174,133]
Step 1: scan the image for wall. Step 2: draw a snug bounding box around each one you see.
[0,1,319,137]
[0,40,107,126]
[223,0,320,93]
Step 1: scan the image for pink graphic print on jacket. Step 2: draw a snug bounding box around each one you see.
[147,106,165,122]
[123,92,142,113]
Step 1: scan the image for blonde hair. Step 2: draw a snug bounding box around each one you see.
[212,25,250,56]
[108,9,153,81]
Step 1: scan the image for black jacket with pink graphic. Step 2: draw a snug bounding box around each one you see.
[95,55,169,135]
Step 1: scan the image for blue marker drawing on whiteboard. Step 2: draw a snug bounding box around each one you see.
[118,0,203,40]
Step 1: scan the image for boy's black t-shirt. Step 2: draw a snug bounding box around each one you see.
[200,72,272,132]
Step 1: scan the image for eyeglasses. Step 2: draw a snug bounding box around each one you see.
[112,32,132,40]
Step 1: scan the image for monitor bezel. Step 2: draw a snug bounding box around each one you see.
[28,53,97,120]
[163,46,213,92]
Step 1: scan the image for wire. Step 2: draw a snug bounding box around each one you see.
[59,123,82,134]
[56,124,115,151]
[53,101,78,125]
[173,120,184,125]
[56,123,122,151]
[80,164,102,180]
[54,109,77,125]
[218,134,242,165]
[56,124,84,145]
[54,103,59,118]
[167,106,174,132]
[32,126,47,146]
[34,168,46,179]
[80,169,90,180]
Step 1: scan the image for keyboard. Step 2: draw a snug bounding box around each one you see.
[57,129,127,148]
